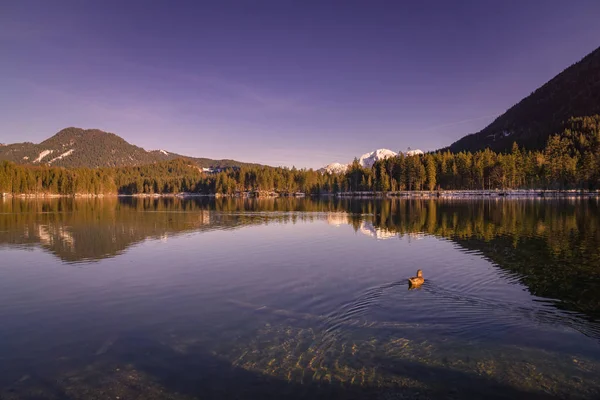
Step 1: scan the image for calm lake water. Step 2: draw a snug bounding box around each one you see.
[1,197,600,399]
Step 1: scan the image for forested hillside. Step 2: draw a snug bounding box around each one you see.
[0,127,259,169]
[1,116,599,195]
[449,46,600,153]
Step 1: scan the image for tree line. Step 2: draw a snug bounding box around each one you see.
[363,115,600,192]
[1,116,599,195]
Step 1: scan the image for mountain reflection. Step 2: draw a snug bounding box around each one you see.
[1,196,599,321]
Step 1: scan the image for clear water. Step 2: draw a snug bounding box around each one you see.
[0,197,599,399]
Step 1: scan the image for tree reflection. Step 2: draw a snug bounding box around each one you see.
[1,197,599,320]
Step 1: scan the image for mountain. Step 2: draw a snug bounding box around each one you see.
[358,149,397,168]
[0,127,260,169]
[322,148,423,173]
[322,162,349,174]
[449,46,600,153]
[405,149,425,157]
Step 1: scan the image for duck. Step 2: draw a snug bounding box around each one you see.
[408,269,424,286]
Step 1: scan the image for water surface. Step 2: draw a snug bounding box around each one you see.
[1,197,599,399]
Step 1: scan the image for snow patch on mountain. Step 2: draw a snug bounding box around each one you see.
[406,149,424,156]
[159,150,169,155]
[323,162,349,174]
[48,149,74,164]
[33,150,53,163]
[358,149,397,168]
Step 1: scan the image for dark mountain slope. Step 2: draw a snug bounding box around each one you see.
[0,127,260,169]
[449,46,600,153]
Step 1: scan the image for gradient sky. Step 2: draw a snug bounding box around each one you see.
[1,1,599,168]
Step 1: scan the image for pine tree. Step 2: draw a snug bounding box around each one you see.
[425,154,437,191]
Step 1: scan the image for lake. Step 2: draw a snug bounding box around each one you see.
[1,197,599,399]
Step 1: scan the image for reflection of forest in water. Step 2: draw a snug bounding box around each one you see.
[1,196,599,320]
[340,198,600,321]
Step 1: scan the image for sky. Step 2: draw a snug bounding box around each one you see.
[1,0,599,168]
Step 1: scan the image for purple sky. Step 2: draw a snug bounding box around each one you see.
[1,1,599,168]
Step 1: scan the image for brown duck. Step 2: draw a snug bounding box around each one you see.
[408,269,424,286]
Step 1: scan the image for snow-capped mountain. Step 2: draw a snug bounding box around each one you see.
[0,127,260,169]
[323,162,349,174]
[358,149,397,168]
[321,148,424,173]
[406,149,424,156]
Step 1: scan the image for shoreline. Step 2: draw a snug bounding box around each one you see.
[2,189,600,200]
[337,189,600,198]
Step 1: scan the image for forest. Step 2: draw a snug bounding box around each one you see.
[1,116,599,196]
